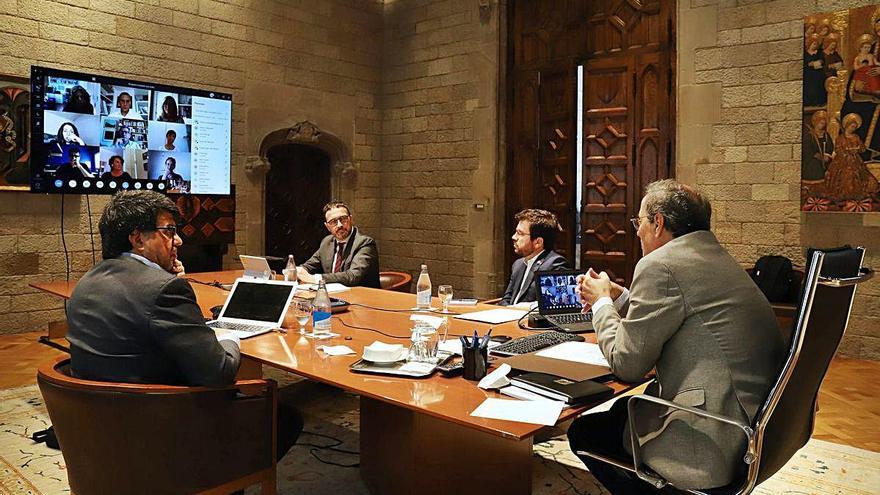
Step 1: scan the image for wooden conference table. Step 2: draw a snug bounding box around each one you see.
[32,270,632,495]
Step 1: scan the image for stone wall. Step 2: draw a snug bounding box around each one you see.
[0,0,384,333]
[678,0,880,359]
[378,0,504,297]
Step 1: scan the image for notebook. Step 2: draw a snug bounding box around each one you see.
[509,372,614,405]
[206,278,297,339]
[534,269,594,333]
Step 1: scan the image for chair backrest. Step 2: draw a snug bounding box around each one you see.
[380,271,413,292]
[37,357,274,495]
[748,247,867,488]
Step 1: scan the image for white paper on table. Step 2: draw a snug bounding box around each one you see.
[438,339,502,356]
[535,341,610,367]
[453,308,527,324]
[317,345,356,356]
[470,397,564,426]
[510,301,538,310]
[399,362,436,374]
[410,314,445,329]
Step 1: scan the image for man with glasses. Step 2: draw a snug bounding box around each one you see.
[499,208,569,305]
[297,200,380,288]
[568,180,784,493]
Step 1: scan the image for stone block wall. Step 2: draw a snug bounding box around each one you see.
[679,0,880,359]
[378,0,503,297]
[0,0,383,333]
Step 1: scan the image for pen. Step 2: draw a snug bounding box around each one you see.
[472,330,479,348]
[460,336,468,349]
[481,328,493,349]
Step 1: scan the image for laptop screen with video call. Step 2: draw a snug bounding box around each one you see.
[535,270,582,315]
[220,281,294,323]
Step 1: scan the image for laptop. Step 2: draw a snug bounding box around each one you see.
[534,269,594,333]
[239,255,274,280]
[206,278,297,339]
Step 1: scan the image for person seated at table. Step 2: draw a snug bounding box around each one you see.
[568,179,785,493]
[65,191,302,460]
[499,208,568,305]
[297,200,380,288]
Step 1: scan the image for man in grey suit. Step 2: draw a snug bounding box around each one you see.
[297,200,380,288]
[500,209,568,305]
[66,191,302,460]
[569,180,785,493]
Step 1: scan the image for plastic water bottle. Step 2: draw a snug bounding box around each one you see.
[282,254,297,282]
[312,279,332,335]
[416,264,432,310]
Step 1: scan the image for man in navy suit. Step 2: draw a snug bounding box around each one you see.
[500,209,569,305]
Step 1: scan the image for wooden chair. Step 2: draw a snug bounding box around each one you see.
[37,357,278,495]
[576,247,872,494]
[379,271,412,292]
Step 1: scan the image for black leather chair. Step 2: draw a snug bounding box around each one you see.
[576,247,872,494]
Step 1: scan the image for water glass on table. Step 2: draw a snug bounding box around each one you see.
[291,299,312,335]
[438,285,453,313]
[408,321,440,363]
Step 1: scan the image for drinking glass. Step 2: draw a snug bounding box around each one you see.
[292,299,312,334]
[408,321,439,363]
[438,285,453,313]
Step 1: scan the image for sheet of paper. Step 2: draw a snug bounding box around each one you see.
[453,308,527,324]
[301,283,349,293]
[510,301,538,310]
[535,341,610,367]
[470,397,564,426]
[399,361,436,374]
[449,299,478,306]
[317,345,356,356]
[410,314,445,329]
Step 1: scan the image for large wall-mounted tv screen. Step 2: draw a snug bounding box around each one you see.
[30,66,232,195]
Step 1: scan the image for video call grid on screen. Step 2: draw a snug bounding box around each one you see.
[30,66,232,195]
[538,273,581,311]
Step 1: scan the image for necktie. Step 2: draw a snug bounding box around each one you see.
[333,242,346,273]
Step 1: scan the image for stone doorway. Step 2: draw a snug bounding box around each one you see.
[264,143,331,264]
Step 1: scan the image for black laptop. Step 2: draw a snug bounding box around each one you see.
[534,269,594,333]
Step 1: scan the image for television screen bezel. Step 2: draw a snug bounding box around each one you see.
[29,65,232,196]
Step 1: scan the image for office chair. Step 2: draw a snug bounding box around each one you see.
[379,271,413,292]
[37,357,278,495]
[576,247,872,494]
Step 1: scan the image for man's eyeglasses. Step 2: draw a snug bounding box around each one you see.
[514,229,531,238]
[629,216,649,229]
[325,215,351,226]
[154,225,179,238]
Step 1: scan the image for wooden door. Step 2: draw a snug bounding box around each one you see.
[506,0,673,286]
[264,143,330,264]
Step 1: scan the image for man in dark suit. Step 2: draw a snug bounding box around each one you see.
[66,191,301,458]
[570,180,785,493]
[297,200,380,288]
[500,209,568,305]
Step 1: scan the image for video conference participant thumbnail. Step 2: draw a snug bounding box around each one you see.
[53,145,97,180]
[153,93,190,123]
[44,78,100,115]
[43,111,101,157]
[147,123,190,152]
[101,85,149,121]
[148,152,190,193]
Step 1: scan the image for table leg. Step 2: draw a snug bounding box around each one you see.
[360,397,533,495]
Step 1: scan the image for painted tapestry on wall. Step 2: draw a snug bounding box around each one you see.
[802,6,880,212]
[0,76,30,191]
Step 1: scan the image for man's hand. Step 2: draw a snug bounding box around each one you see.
[576,268,624,310]
[172,259,186,278]
[296,266,316,284]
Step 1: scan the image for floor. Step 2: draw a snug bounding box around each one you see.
[2,330,879,453]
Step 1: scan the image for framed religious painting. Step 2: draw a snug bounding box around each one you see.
[0,74,30,191]
[802,5,880,213]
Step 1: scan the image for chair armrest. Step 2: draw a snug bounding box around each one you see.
[625,394,757,489]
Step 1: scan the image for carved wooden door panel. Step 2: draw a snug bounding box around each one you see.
[265,143,330,264]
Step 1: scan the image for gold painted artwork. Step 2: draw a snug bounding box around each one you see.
[802,5,880,212]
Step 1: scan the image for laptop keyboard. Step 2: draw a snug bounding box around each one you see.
[549,312,593,325]
[207,321,269,333]
[490,331,585,357]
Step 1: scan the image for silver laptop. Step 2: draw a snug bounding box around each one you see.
[206,278,297,339]
[534,269,594,333]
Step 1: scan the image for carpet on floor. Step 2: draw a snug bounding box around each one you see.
[1,380,877,495]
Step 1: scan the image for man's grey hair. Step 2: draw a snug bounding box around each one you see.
[643,179,711,238]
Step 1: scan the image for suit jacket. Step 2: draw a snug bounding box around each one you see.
[500,250,568,305]
[66,255,240,387]
[592,231,784,489]
[300,227,380,288]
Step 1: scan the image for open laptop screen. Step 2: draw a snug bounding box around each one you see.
[536,270,582,314]
[221,281,293,323]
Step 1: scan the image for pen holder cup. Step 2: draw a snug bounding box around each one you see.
[462,346,488,381]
